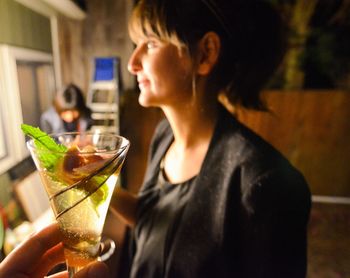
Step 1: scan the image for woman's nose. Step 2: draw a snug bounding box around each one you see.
[127,47,142,75]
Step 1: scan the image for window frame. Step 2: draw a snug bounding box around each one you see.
[0,45,53,174]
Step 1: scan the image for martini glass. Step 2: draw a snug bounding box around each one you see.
[27,132,129,277]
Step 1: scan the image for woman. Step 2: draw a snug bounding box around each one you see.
[111,0,311,277]
[40,83,93,133]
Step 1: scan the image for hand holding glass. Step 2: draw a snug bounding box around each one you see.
[27,132,129,277]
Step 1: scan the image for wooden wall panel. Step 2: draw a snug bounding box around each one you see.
[237,90,350,197]
[58,15,87,91]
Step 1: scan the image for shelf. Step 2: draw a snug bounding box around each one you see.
[88,103,118,112]
[90,125,118,133]
[90,81,118,90]
[91,112,118,120]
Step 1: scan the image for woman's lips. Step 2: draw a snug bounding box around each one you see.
[138,79,150,91]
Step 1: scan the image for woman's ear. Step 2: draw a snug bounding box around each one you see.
[196,32,221,76]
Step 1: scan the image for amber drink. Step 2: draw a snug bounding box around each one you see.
[27,132,129,277]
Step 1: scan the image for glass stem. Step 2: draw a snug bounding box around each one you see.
[68,265,83,278]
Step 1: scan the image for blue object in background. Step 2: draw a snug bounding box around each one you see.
[94,57,119,81]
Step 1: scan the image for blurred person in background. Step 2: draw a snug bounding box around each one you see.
[40,83,93,133]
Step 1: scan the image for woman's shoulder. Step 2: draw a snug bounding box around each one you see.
[218,107,307,187]
[41,106,58,118]
[219,108,280,159]
[216,110,310,218]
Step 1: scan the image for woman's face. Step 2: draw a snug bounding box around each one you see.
[128,35,194,108]
[60,109,79,123]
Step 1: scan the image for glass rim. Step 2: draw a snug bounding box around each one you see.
[26,131,130,155]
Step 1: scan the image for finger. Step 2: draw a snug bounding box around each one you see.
[48,270,68,278]
[47,262,109,278]
[74,261,110,278]
[1,223,62,274]
[31,242,65,278]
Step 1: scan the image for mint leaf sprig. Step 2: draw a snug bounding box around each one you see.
[21,124,67,171]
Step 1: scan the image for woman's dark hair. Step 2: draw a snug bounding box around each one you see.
[129,0,286,110]
[54,83,91,116]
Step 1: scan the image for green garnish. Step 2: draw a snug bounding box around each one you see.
[21,124,108,209]
[21,124,67,171]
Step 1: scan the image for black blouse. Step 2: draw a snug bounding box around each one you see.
[131,165,195,278]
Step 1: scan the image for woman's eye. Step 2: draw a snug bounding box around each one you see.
[146,40,157,49]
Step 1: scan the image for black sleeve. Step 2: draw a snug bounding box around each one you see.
[253,170,311,278]
[228,168,311,278]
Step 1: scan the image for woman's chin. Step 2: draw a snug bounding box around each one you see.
[138,93,156,108]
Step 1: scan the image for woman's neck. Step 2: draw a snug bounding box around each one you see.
[163,101,218,148]
[160,101,219,183]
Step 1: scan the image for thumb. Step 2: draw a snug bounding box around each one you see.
[74,261,110,278]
